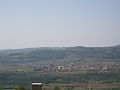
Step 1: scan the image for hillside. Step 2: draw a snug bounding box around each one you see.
[0,45,120,64]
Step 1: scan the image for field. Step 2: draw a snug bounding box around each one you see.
[0,70,120,90]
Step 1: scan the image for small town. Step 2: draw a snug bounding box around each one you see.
[29,63,120,73]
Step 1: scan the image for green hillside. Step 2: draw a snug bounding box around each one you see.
[0,45,120,64]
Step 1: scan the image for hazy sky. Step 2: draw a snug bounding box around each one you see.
[0,0,120,49]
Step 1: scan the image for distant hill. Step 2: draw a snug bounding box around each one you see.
[0,45,120,64]
[65,45,120,59]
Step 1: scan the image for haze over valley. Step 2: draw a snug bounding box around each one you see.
[0,0,120,90]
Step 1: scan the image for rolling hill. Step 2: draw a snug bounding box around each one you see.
[0,45,120,64]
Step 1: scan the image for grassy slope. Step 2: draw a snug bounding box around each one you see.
[0,45,120,65]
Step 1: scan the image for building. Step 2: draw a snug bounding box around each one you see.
[32,83,43,90]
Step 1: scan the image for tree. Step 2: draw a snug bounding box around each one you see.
[13,86,29,90]
[53,86,60,90]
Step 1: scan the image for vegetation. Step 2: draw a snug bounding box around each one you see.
[0,45,120,65]
[53,86,61,90]
[0,45,120,89]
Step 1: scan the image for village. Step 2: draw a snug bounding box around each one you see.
[29,63,120,73]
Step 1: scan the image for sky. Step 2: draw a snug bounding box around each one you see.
[0,0,120,49]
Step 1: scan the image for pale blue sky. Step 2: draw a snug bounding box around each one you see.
[0,0,120,49]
